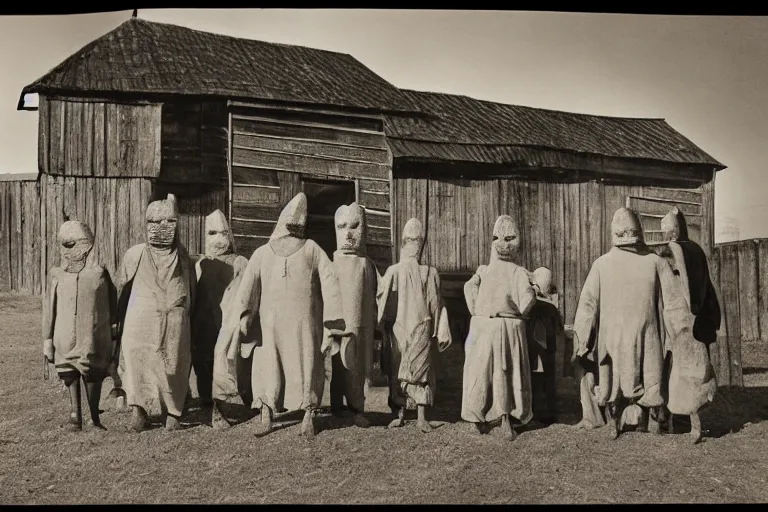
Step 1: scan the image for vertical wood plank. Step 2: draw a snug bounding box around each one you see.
[93,103,107,177]
[38,96,50,175]
[563,183,581,324]
[719,244,743,386]
[738,240,760,342]
[0,184,10,292]
[758,240,768,343]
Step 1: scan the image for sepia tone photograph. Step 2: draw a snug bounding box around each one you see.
[0,7,766,505]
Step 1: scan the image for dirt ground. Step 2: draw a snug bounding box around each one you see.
[1,292,767,504]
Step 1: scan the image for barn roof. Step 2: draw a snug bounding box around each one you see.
[17,18,422,116]
[384,90,725,170]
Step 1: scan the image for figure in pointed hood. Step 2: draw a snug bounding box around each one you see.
[377,217,452,433]
[43,220,117,431]
[572,207,678,440]
[462,214,535,440]
[113,194,195,432]
[190,210,252,429]
[322,203,380,428]
[218,192,344,438]
[657,206,720,443]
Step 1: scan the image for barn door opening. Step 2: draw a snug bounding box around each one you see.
[301,177,356,258]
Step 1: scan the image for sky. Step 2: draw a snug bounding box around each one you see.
[0,9,766,242]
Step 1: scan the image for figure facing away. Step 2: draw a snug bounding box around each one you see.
[322,203,380,428]
[191,210,251,429]
[572,207,676,439]
[527,266,564,424]
[218,192,345,438]
[462,215,535,440]
[377,218,452,433]
[658,207,720,442]
[114,194,196,432]
[43,221,117,431]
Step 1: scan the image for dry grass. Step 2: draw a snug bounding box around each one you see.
[1,292,767,504]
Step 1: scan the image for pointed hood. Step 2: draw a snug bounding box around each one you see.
[399,217,425,261]
[205,209,236,257]
[334,202,367,256]
[611,207,645,247]
[491,215,521,262]
[661,206,689,242]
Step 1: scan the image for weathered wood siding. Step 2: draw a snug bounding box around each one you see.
[160,101,228,184]
[227,102,394,270]
[0,177,41,294]
[39,96,162,178]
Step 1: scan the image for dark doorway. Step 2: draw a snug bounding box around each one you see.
[301,178,356,258]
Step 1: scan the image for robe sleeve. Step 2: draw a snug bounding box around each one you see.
[463,265,486,316]
[42,271,58,340]
[516,267,537,317]
[656,256,693,350]
[314,243,345,332]
[573,261,600,358]
[226,249,263,332]
[426,268,452,348]
[102,267,118,329]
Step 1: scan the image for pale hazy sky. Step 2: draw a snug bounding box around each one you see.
[1,9,766,242]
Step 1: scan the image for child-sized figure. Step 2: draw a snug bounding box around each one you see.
[378,218,452,433]
[322,203,380,428]
[527,267,563,424]
[43,221,117,431]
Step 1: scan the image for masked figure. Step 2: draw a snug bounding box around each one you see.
[658,207,720,443]
[190,210,251,429]
[377,218,452,433]
[321,203,380,428]
[218,192,345,437]
[462,215,535,440]
[572,207,680,439]
[114,194,195,432]
[42,221,117,431]
[527,266,564,424]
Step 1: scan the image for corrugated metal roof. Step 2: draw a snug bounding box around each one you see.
[385,90,724,169]
[18,18,422,116]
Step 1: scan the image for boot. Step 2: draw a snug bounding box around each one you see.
[606,404,620,440]
[84,379,106,430]
[165,414,181,431]
[64,374,83,431]
[387,406,405,429]
[499,414,517,441]
[350,407,370,428]
[211,401,230,430]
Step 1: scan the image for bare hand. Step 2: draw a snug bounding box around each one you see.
[43,339,54,362]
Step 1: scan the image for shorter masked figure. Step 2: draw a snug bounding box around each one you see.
[218,193,345,437]
[322,203,380,428]
[573,207,677,439]
[114,194,196,432]
[378,218,452,433]
[462,215,535,440]
[658,207,720,443]
[43,221,117,431]
[191,210,251,429]
[527,267,564,424]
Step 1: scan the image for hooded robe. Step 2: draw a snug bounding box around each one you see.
[191,210,251,404]
[323,203,380,413]
[377,218,452,410]
[573,208,674,409]
[43,221,117,380]
[115,194,195,418]
[461,215,535,424]
[220,192,345,413]
[658,207,719,415]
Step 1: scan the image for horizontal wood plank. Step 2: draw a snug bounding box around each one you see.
[230,110,384,134]
[358,179,390,194]
[232,117,388,149]
[231,219,276,238]
[232,132,390,165]
[358,189,390,211]
[232,146,390,181]
[367,225,392,245]
[631,196,701,217]
[234,235,267,258]
[232,166,281,187]
[232,185,281,205]
[231,203,283,221]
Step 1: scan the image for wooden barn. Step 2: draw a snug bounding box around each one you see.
[16,17,424,293]
[10,17,737,383]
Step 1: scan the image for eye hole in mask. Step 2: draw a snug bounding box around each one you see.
[504,235,516,242]
[492,236,499,241]
[62,241,76,249]
[208,230,217,236]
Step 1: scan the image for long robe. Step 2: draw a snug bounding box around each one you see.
[225,239,344,412]
[462,260,535,424]
[115,243,195,417]
[659,241,718,415]
[573,247,672,408]
[325,252,380,412]
[191,253,251,403]
[377,257,452,409]
[43,265,116,380]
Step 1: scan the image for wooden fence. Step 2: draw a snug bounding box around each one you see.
[0,173,40,293]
